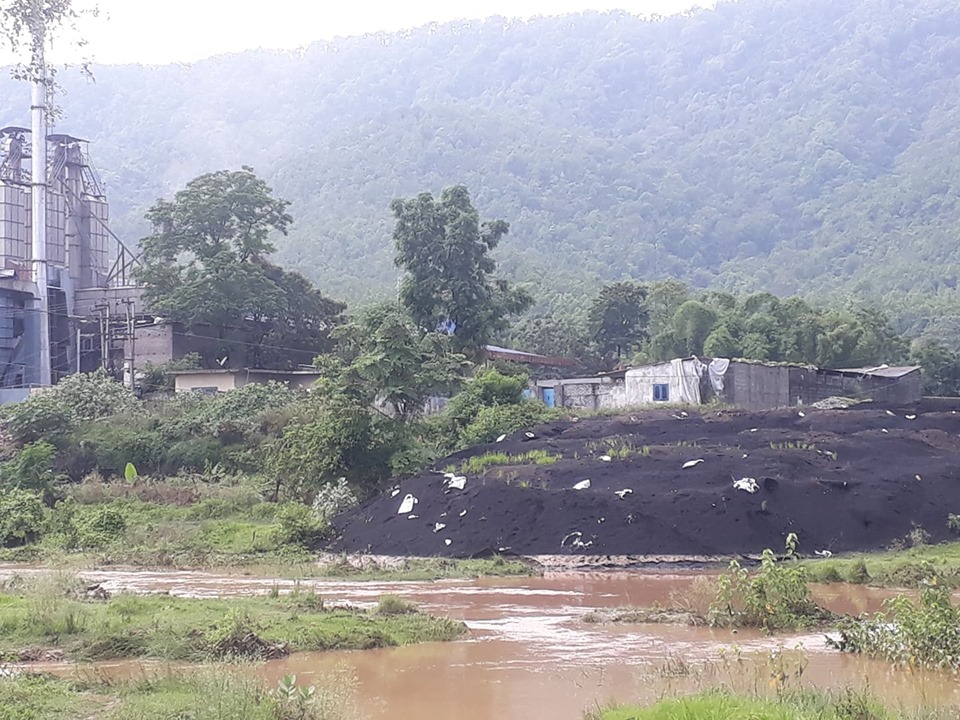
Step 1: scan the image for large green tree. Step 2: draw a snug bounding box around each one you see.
[137,168,345,368]
[588,281,650,362]
[392,185,532,353]
[336,303,469,423]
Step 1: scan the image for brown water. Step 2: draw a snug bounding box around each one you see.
[3,566,959,719]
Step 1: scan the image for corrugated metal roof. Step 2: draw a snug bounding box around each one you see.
[835,365,921,378]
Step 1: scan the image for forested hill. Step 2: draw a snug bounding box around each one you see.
[2,0,960,340]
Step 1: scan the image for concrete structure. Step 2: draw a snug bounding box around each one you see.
[170,368,324,394]
[0,126,139,392]
[535,358,923,412]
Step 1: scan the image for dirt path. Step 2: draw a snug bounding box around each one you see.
[334,403,960,558]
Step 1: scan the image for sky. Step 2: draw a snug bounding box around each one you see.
[29,0,717,66]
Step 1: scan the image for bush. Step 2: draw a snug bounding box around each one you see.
[708,536,832,631]
[0,489,45,546]
[445,369,528,431]
[0,441,58,492]
[1,392,76,444]
[275,502,327,548]
[73,505,128,548]
[832,577,960,669]
[62,419,164,480]
[459,402,556,447]
[311,478,358,525]
[375,595,418,616]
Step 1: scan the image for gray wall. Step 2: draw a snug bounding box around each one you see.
[723,363,790,410]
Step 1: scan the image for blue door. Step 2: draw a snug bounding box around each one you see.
[543,387,556,408]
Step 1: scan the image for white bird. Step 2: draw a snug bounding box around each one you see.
[614,489,633,499]
[444,539,452,546]
[524,431,537,439]
[390,488,400,497]
[881,428,889,433]
[682,459,704,469]
[742,453,749,459]
[573,479,591,490]
[496,434,507,443]
[600,455,612,462]
[814,550,833,558]
[886,410,896,417]
[916,474,922,482]
[459,509,468,517]
[798,410,806,418]
[906,414,917,420]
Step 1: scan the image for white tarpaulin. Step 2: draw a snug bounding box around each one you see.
[671,357,704,404]
[708,358,730,393]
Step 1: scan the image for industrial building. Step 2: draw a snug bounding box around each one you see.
[0,125,140,402]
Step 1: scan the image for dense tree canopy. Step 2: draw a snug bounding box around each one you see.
[392,185,531,353]
[136,169,344,368]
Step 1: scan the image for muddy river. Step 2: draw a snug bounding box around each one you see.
[3,566,959,719]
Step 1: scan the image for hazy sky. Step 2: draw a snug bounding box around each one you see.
[30,0,717,65]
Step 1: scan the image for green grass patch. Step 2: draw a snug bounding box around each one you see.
[0,675,104,720]
[590,689,908,720]
[803,541,960,588]
[0,575,466,662]
[454,449,560,475]
[0,667,359,720]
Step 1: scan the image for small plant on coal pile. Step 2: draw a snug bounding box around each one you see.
[830,576,960,669]
[948,514,960,535]
[709,535,832,632]
[908,524,931,547]
[458,450,560,474]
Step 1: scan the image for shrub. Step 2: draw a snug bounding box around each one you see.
[375,595,418,616]
[832,577,960,669]
[459,402,557,447]
[948,513,960,535]
[1,391,76,444]
[73,505,128,548]
[0,489,45,546]
[311,478,358,525]
[445,369,528,431]
[708,536,832,631]
[0,441,58,492]
[275,502,327,548]
[848,559,871,584]
[62,419,164,480]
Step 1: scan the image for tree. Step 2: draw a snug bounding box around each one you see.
[588,281,650,362]
[392,185,532,353]
[136,168,345,368]
[337,304,469,423]
[910,339,960,397]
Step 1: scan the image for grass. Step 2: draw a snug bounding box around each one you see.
[454,449,561,474]
[803,540,960,588]
[0,574,466,662]
[589,689,931,720]
[0,674,103,720]
[0,667,360,720]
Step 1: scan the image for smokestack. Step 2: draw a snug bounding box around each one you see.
[31,73,51,387]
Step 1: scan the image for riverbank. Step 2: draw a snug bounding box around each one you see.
[590,690,958,720]
[0,574,466,663]
[0,669,360,720]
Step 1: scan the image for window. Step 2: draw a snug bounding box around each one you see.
[653,384,669,402]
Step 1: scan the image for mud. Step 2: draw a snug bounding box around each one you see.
[333,404,960,557]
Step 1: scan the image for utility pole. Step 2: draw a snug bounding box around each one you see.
[31,61,51,386]
[121,298,135,390]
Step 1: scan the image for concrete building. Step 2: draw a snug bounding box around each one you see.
[535,358,923,412]
[170,368,324,394]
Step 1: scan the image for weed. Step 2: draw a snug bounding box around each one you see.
[375,595,418,616]
[458,450,560,474]
[831,575,960,669]
[949,514,960,535]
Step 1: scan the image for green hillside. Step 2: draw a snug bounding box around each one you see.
[2,0,959,340]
